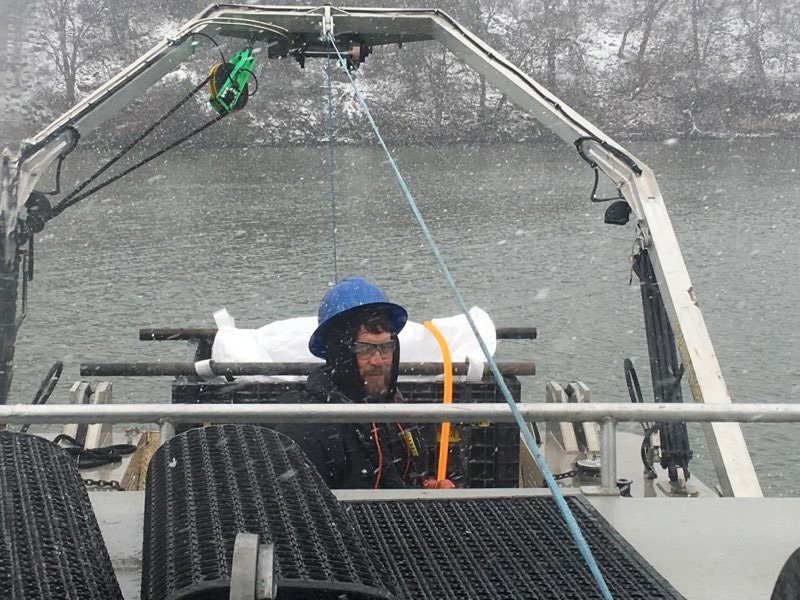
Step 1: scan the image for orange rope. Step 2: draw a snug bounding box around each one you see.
[371,422,383,489]
[423,320,453,481]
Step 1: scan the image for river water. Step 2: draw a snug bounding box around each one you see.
[9,139,799,496]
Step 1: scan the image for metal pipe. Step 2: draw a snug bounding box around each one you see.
[159,421,175,446]
[600,419,616,490]
[1,402,799,426]
[139,326,538,341]
[79,361,536,377]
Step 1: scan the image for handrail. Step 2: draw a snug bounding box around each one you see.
[79,361,536,377]
[2,402,798,425]
[138,326,538,340]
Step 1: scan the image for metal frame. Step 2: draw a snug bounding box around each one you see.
[5,401,798,425]
[2,402,793,496]
[2,5,760,495]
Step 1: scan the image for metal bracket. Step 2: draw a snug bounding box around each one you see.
[229,532,277,600]
[538,382,607,490]
[65,381,93,443]
[321,5,334,41]
[0,154,18,266]
[159,420,175,446]
[566,382,600,453]
[83,382,113,450]
[545,382,578,453]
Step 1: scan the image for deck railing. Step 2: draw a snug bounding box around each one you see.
[2,402,797,491]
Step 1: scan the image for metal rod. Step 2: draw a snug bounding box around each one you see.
[1,402,799,426]
[496,327,537,340]
[80,361,536,377]
[140,328,215,341]
[139,326,537,341]
[600,418,616,490]
[159,421,175,446]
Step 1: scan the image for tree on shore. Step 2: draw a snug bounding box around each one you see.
[16,0,800,142]
[38,0,107,107]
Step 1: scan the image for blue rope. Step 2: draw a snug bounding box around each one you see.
[327,32,613,600]
[325,46,339,283]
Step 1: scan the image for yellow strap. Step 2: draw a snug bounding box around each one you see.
[423,320,453,481]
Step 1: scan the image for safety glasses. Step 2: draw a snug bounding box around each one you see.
[350,339,397,358]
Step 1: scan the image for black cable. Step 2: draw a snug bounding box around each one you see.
[32,361,62,405]
[16,127,80,200]
[50,113,225,219]
[587,167,625,203]
[52,433,81,446]
[575,136,642,204]
[16,30,223,192]
[19,361,63,434]
[192,31,227,64]
[575,136,642,175]
[623,358,644,405]
[640,428,658,479]
[632,249,693,482]
[41,155,66,196]
[238,69,259,96]
[45,75,211,221]
[17,126,80,166]
[53,433,136,469]
[624,358,658,478]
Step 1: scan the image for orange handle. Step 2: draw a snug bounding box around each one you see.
[423,320,453,482]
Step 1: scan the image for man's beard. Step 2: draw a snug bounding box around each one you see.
[363,370,391,400]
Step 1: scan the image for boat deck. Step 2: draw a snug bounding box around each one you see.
[91,489,800,600]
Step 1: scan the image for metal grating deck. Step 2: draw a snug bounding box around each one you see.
[0,430,123,599]
[142,424,399,600]
[347,497,685,600]
[143,425,683,599]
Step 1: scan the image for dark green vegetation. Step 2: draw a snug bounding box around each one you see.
[2,0,799,145]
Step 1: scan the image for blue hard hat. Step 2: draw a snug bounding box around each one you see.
[309,277,408,359]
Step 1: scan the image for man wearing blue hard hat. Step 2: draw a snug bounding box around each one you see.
[278,277,431,489]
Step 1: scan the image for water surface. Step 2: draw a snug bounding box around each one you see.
[12,139,799,495]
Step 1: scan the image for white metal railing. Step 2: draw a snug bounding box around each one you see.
[3,402,796,494]
[1,402,798,424]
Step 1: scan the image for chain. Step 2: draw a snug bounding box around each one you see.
[552,470,578,481]
[82,478,123,491]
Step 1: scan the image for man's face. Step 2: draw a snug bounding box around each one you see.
[354,325,394,399]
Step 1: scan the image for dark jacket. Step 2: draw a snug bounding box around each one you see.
[276,332,429,489]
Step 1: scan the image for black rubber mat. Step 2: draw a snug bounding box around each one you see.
[0,430,123,599]
[347,496,685,600]
[142,424,399,600]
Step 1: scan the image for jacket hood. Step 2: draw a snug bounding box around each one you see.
[309,329,400,403]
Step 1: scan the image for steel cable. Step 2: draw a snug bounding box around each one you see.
[327,32,613,600]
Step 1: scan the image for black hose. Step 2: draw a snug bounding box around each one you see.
[625,358,658,478]
[624,358,644,405]
[19,361,63,434]
[53,433,136,469]
[531,422,542,446]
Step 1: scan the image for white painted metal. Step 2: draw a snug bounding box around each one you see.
[1,154,16,263]
[545,382,578,453]
[256,543,276,600]
[3,402,800,425]
[159,421,175,446]
[569,382,601,453]
[600,419,617,490]
[230,533,260,600]
[422,10,760,497]
[1,5,760,495]
[83,381,114,450]
[64,381,92,442]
